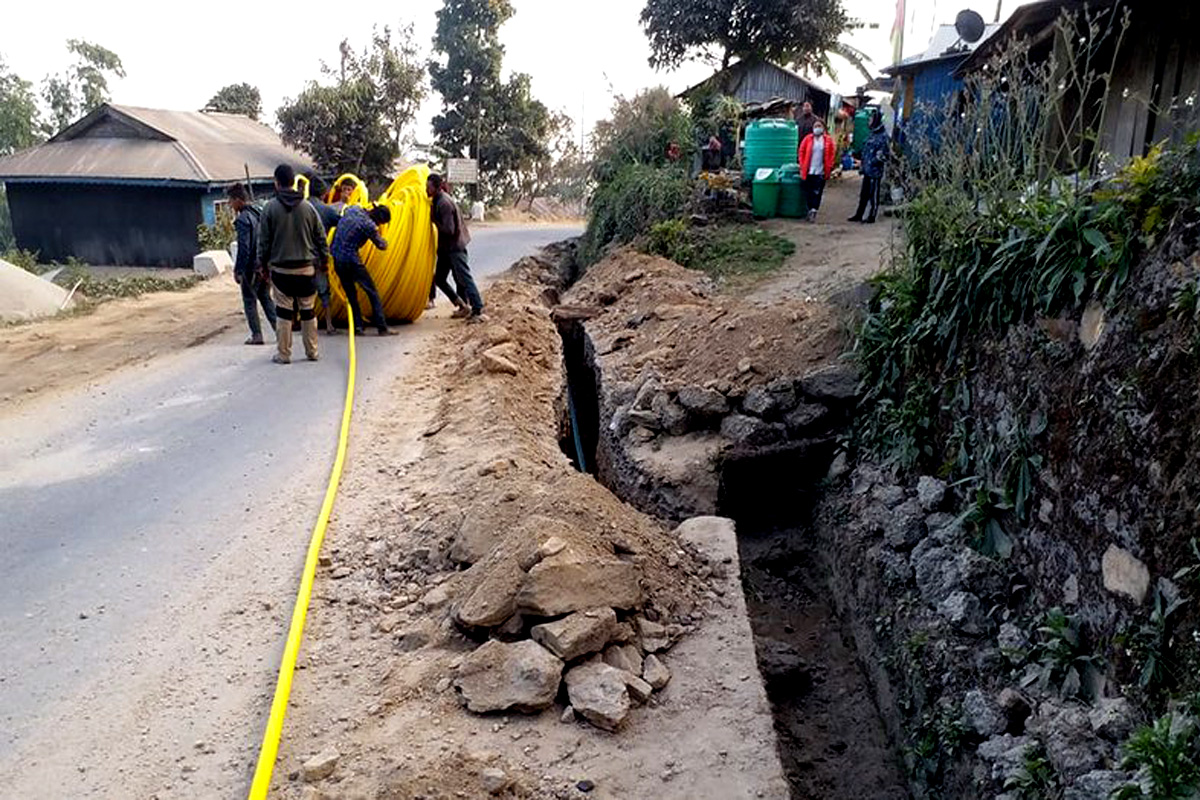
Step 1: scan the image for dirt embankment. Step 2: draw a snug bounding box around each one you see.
[274,248,787,799]
[0,277,241,405]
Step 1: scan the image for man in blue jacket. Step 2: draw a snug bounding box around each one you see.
[227,184,276,345]
[849,111,889,224]
[330,204,394,336]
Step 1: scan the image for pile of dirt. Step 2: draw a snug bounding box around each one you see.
[563,250,843,394]
[272,249,787,799]
[560,250,854,523]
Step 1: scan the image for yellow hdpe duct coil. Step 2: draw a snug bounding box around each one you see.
[308,164,438,325]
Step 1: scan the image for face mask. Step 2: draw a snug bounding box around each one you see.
[813,128,824,136]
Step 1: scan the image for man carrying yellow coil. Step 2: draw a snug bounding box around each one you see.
[257,164,328,364]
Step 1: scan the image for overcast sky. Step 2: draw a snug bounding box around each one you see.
[2,0,1012,148]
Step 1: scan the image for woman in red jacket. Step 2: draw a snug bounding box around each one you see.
[797,121,837,222]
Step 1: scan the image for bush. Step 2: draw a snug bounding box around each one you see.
[853,7,1200,475]
[198,208,235,253]
[591,87,695,184]
[582,163,690,263]
[3,247,40,272]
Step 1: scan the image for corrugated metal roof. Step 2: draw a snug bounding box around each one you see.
[0,104,313,185]
[885,23,1001,74]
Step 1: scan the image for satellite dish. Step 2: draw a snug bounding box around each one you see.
[955,9,987,43]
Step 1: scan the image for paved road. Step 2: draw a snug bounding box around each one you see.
[0,224,581,796]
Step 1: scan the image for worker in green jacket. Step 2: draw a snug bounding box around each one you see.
[256,164,328,364]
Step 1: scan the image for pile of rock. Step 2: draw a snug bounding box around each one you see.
[608,363,859,450]
[449,515,681,731]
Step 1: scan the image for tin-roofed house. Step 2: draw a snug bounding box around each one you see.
[0,104,313,267]
[884,22,1001,136]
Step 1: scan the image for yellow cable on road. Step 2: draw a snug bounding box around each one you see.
[247,308,357,800]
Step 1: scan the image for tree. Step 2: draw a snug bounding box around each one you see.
[429,0,557,203]
[276,24,425,184]
[429,0,513,162]
[204,83,262,119]
[0,57,41,156]
[640,0,847,72]
[42,39,125,134]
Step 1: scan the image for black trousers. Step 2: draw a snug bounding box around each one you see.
[429,254,462,305]
[854,174,882,220]
[803,175,827,211]
[334,260,387,331]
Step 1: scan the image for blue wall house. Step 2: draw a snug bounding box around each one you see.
[955,0,1200,168]
[0,104,313,267]
[883,23,1000,141]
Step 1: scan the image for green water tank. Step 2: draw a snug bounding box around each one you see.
[743,119,800,182]
[778,164,806,218]
[852,108,872,157]
[752,168,781,219]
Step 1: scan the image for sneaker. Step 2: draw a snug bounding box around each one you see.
[466,311,488,324]
[864,216,877,224]
[245,334,265,345]
[271,354,290,365]
[848,215,863,222]
[808,210,818,222]
[353,327,365,335]
[450,305,472,319]
[426,300,436,310]
[326,326,340,335]
[306,352,319,362]
[378,328,398,336]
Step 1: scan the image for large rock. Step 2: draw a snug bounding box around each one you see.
[916,476,947,511]
[193,249,232,277]
[799,365,859,404]
[676,386,729,419]
[517,553,642,616]
[651,391,690,436]
[1027,700,1107,782]
[453,529,539,629]
[674,516,736,564]
[883,498,926,550]
[913,541,1003,606]
[603,643,644,676]
[977,735,1034,784]
[565,661,631,731]
[454,640,563,713]
[939,591,985,635]
[963,689,1005,736]
[742,379,797,419]
[783,402,830,436]
[642,654,671,690]
[1088,697,1137,742]
[1101,545,1150,604]
[1064,770,1134,800]
[720,414,786,447]
[531,607,619,661]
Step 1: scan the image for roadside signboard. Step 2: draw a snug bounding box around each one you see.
[446,158,479,185]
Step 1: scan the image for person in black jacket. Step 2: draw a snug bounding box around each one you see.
[303,172,341,335]
[227,184,276,345]
[426,173,483,320]
[257,164,328,364]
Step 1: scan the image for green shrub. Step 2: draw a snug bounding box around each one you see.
[1115,709,1200,799]
[1021,607,1106,700]
[591,87,694,184]
[198,208,235,253]
[582,163,690,263]
[3,248,40,272]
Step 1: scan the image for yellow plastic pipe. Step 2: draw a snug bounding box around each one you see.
[318,165,438,325]
[247,306,357,800]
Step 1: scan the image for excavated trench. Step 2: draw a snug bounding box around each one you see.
[553,308,910,799]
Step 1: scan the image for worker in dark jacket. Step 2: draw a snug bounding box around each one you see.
[228,184,276,345]
[302,172,341,335]
[257,163,328,364]
[427,173,483,319]
[849,112,889,224]
[795,100,818,141]
[331,204,395,336]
